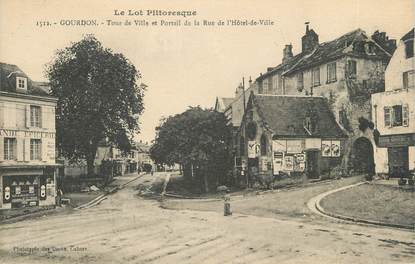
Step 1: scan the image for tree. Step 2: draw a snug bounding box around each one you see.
[46,35,145,177]
[150,107,232,192]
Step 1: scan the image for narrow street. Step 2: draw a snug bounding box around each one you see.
[0,172,414,264]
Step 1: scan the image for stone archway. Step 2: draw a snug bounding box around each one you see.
[350,137,374,174]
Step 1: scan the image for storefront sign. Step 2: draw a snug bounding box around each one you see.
[286,140,303,154]
[248,141,260,158]
[272,140,286,152]
[378,134,415,148]
[305,138,321,150]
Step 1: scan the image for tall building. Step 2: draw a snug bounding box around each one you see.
[372,28,415,177]
[0,62,58,209]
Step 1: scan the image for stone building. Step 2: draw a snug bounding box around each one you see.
[237,93,346,186]
[0,62,58,209]
[253,24,396,173]
[372,28,415,177]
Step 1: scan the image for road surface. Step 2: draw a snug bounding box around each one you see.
[0,172,414,264]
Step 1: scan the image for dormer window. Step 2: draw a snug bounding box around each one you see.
[16,77,27,90]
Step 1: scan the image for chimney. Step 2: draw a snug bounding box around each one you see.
[283,44,293,63]
[301,22,319,53]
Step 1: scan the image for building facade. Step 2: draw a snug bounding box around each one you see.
[0,63,58,209]
[372,28,415,177]
[237,93,346,187]
[252,25,396,173]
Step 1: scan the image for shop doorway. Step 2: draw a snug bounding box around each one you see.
[388,147,409,178]
[306,150,320,179]
[351,137,374,174]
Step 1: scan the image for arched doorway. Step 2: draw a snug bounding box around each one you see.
[351,137,374,174]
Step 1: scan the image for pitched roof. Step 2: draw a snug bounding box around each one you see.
[257,29,392,80]
[401,28,414,41]
[135,142,151,153]
[0,62,50,96]
[284,29,391,75]
[249,94,347,138]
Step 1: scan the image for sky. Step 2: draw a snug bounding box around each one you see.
[0,0,413,143]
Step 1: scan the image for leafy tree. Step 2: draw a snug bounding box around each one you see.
[46,35,145,177]
[150,107,232,192]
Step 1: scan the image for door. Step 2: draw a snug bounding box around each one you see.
[306,150,320,179]
[388,147,409,178]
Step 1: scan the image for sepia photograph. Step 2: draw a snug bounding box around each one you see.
[0,0,414,263]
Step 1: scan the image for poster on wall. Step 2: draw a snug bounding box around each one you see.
[322,140,341,157]
[284,155,294,171]
[272,151,284,175]
[331,141,341,157]
[248,141,260,158]
[321,140,332,157]
[261,157,268,172]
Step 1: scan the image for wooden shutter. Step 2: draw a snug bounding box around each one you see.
[403,104,409,127]
[25,105,31,128]
[16,138,24,161]
[41,106,47,129]
[0,136,4,161]
[384,107,391,127]
[24,138,31,161]
[42,139,48,162]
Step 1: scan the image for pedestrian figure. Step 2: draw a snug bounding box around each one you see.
[224,193,232,216]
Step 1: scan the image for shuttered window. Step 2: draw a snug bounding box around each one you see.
[4,138,17,160]
[327,62,337,83]
[403,104,409,126]
[384,107,391,127]
[312,67,320,87]
[30,105,41,127]
[30,139,42,160]
[403,70,415,89]
[384,105,410,127]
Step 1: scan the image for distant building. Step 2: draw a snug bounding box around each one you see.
[372,28,415,177]
[0,62,58,209]
[237,93,346,186]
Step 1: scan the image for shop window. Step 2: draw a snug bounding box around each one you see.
[327,62,337,83]
[16,77,27,90]
[30,105,41,127]
[260,134,267,156]
[347,60,357,79]
[30,139,42,160]
[297,72,304,92]
[312,67,320,87]
[403,70,415,89]
[4,138,17,160]
[405,40,414,59]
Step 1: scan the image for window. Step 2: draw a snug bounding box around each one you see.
[297,72,304,92]
[262,79,269,94]
[30,139,42,160]
[347,60,357,79]
[312,67,320,87]
[405,40,414,59]
[4,138,17,160]
[393,105,403,126]
[260,134,267,156]
[403,70,415,89]
[30,105,41,127]
[16,77,27,90]
[384,104,409,127]
[327,62,337,83]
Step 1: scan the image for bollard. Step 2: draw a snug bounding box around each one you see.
[224,194,232,216]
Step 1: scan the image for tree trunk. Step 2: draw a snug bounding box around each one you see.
[203,171,209,193]
[86,157,95,178]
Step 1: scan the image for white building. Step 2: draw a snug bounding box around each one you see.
[0,62,58,209]
[372,28,415,177]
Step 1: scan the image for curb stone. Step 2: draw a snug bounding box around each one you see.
[311,182,415,231]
